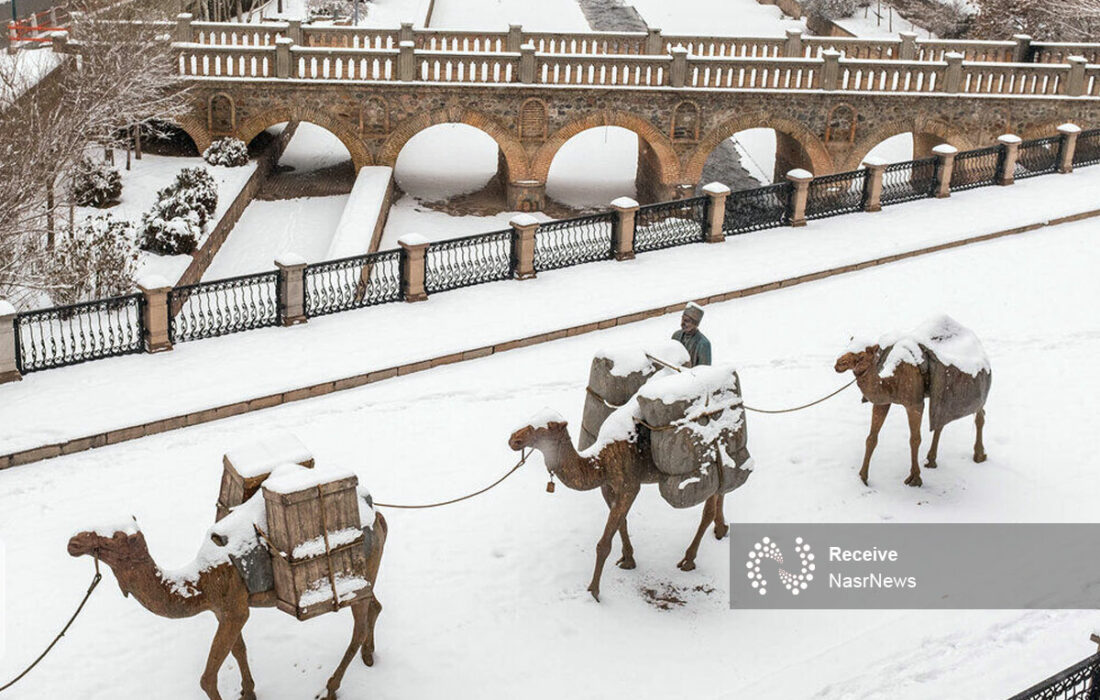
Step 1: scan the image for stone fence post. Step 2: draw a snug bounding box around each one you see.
[510,214,539,279]
[275,253,307,325]
[645,28,662,55]
[785,169,813,227]
[701,182,729,242]
[51,32,68,53]
[1066,56,1087,97]
[137,276,173,353]
[943,52,963,93]
[669,46,688,88]
[399,40,416,81]
[0,300,20,384]
[519,43,536,83]
[1057,123,1081,173]
[287,19,301,44]
[611,197,639,260]
[276,37,293,78]
[399,21,414,45]
[996,134,1021,186]
[175,12,193,43]
[506,23,522,52]
[821,49,840,90]
[7,22,17,54]
[399,234,429,302]
[784,29,802,58]
[861,157,886,212]
[932,144,957,198]
[898,31,917,61]
[1013,34,1032,63]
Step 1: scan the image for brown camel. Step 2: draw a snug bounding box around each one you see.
[835,344,987,487]
[508,418,727,602]
[67,512,387,700]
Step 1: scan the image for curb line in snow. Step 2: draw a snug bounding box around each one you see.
[4,206,1099,470]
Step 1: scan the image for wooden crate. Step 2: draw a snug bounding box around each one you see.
[216,434,314,521]
[262,469,372,621]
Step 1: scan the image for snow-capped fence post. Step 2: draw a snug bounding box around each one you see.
[861,158,886,212]
[399,22,414,45]
[1065,56,1088,97]
[645,28,662,55]
[398,234,429,302]
[175,13,193,44]
[398,41,416,81]
[610,197,638,260]
[821,49,840,90]
[136,276,173,354]
[519,44,536,83]
[785,169,813,227]
[1012,34,1033,63]
[7,22,16,54]
[509,214,539,279]
[276,37,293,79]
[784,29,802,58]
[701,183,729,242]
[669,47,688,88]
[506,24,523,53]
[1057,123,1081,173]
[286,20,301,45]
[932,144,957,198]
[275,254,308,326]
[0,300,21,384]
[996,135,1020,186]
[943,52,963,93]
[898,32,917,61]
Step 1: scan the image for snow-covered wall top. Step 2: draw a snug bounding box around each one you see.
[326,166,394,261]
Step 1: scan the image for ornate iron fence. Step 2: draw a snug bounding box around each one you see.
[169,271,280,343]
[1073,128,1100,167]
[806,169,868,219]
[951,144,1004,190]
[1016,136,1062,179]
[722,182,791,235]
[1007,652,1099,700]
[880,157,938,205]
[14,294,144,373]
[304,249,403,317]
[633,197,708,253]
[533,212,615,271]
[424,229,513,294]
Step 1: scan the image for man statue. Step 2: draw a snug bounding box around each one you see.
[672,302,711,367]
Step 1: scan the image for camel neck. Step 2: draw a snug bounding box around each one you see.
[112,554,209,619]
[538,431,604,492]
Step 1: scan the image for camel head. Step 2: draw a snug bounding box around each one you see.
[835,342,880,376]
[68,520,149,596]
[509,410,568,452]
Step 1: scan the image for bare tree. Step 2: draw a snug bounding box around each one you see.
[969,0,1100,41]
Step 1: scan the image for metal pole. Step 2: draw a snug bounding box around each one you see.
[353,0,358,25]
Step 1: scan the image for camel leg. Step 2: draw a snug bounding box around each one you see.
[361,596,382,666]
[588,486,639,602]
[903,405,923,487]
[713,492,729,540]
[324,602,370,700]
[199,613,247,700]
[859,403,891,485]
[678,495,718,572]
[230,635,256,700]
[602,484,635,570]
[973,409,988,463]
[925,427,943,469]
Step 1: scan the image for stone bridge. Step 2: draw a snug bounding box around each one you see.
[148,17,1100,209]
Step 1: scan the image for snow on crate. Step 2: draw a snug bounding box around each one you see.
[219,433,315,520]
[299,571,372,608]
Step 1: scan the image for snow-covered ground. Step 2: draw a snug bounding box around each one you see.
[834,2,935,39]
[547,126,639,207]
[629,0,803,35]
[428,0,589,30]
[393,124,499,201]
[379,195,553,247]
[275,122,350,174]
[2,208,1098,699]
[255,0,430,26]
[865,132,915,163]
[4,165,1100,456]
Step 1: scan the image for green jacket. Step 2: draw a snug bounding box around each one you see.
[672,329,712,367]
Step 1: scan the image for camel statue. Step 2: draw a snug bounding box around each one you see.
[67,512,387,700]
[835,338,989,487]
[508,417,727,602]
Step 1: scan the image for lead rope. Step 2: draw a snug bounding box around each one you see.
[0,552,103,693]
[373,449,531,509]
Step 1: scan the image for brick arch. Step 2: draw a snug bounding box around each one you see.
[236,106,373,170]
[843,118,974,171]
[684,112,831,182]
[167,113,213,154]
[377,107,530,180]
[532,110,682,183]
[1019,119,1078,140]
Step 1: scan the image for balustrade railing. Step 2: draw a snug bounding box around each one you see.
[169,271,280,343]
[178,44,272,78]
[538,54,665,87]
[959,63,1065,96]
[837,61,943,92]
[722,182,791,235]
[294,48,395,80]
[14,294,144,373]
[1015,136,1062,179]
[1033,43,1100,65]
[633,197,708,253]
[1073,128,1100,166]
[687,57,819,89]
[806,169,868,220]
[1008,652,1099,700]
[880,157,938,206]
[304,249,403,317]
[950,144,1004,191]
[302,26,399,49]
[526,31,648,55]
[418,51,517,84]
[193,21,285,46]
[424,230,514,294]
[533,213,615,272]
[665,35,785,58]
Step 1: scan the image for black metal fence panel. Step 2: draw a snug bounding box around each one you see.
[633,196,708,253]
[424,229,513,294]
[1007,652,1099,700]
[1015,136,1061,179]
[951,144,1003,190]
[881,157,938,205]
[1073,128,1100,167]
[533,212,615,271]
[806,169,868,219]
[723,182,791,235]
[14,294,144,373]
[304,249,403,317]
[169,271,280,343]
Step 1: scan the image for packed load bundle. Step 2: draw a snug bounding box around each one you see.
[217,433,315,520]
[579,340,690,450]
[875,315,992,431]
[635,364,753,508]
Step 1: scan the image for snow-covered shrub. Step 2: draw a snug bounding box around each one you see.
[203,137,249,167]
[71,157,123,208]
[171,166,218,226]
[48,215,139,305]
[138,167,218,255]
[804,0,857,20]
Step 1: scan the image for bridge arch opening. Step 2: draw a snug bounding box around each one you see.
[393,123,507,204]
[687,115,830,189]
[698,128,780,192]
[545,126,641,209]
[846,121,972,171]
[140,120,201,158]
